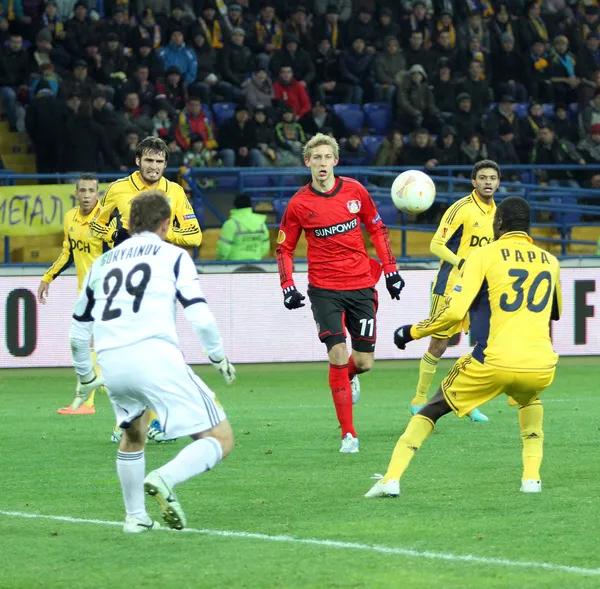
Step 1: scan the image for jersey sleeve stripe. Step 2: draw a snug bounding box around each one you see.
[73,286,96,322]
[174,252,183,279]
[176,292,207,308]
[445,197,472,225]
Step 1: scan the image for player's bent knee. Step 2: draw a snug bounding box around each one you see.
[419,389,453,423]
[353,353,374,373]
[328,342,349,365]
[428,337,448,358]
[194,419,234,458]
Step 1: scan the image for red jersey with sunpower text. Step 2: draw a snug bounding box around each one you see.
[276,176,397,291]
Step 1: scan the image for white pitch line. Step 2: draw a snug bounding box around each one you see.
[1,510,599,577]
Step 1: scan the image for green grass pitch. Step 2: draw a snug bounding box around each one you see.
[1,357,599,589]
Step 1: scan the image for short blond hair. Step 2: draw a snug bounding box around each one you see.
[303,133,340,161]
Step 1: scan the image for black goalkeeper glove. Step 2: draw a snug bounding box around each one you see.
[112,227,131,247]
[394,325,414,350]
[283,286,305,310]
[385,271,405,300]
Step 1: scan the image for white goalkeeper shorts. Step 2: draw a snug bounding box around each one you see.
[97,338,226,440]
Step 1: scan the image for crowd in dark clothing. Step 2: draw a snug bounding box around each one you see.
[0,0,599,179]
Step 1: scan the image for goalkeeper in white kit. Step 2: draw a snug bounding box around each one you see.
[70,190,236,533]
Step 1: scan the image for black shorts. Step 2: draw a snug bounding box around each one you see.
[307,285,378,353]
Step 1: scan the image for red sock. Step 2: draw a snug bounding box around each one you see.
[348,356,365,381]
[329,364,356,438]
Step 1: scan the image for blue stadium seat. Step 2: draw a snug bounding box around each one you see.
[332,104,365,133]
[568,103,580,120]
[202,104,213,121]
[217,176,238,189]
[363,103,393,134]
[520,171,532,183]
[373,199,398,225]
[487,103,497,114]
[550,195,581,234]
[273,198,291,222]
[514,103,529,119]
[242,175,266,188]
[542,103,555,118]
[362,135,385,161]
[212,102,236,126]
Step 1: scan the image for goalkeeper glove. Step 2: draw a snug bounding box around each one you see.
[72,370,104,410]
[385,271,405,300]
[283,286,305,310]
[210,356,236,384]
[393,325,414,350]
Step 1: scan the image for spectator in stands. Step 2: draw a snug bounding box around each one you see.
[151,98,175,139]
[59,59,96,100]
[531,124,585,187]
[576,32,600,85]
[220,27,255,90]
[105,7,129,46]
[190,2,224,50]
[347,6,377,53]
[65,1,94,55]
[460,132,488,166]
[579,88,600,137]
[35,0,67,45]
[491,33,527,103]
[488,3,517,55]
[488,118,521,170]
[101,33,129,84]
[459,35,489,78]
[313,0,351,23]
[577,123,600,166]
[339,132,368,164]
[374,8,401,51]
[245,67,275,113]
[271,33,315,88]
[312,37,351,103]
[216,193,270,261]
[484,93,526,159]
[553,103,579,143]
[575,6,600,47]
[92,89,128,145]
[313,4,345,53]
[166,137,184,171]
[120,90,153,136]
[219,104,262,167]
[253,105,278,164]
[519,0,550,52]
[526,40,554,103]
[248,2,284,71]
[273,64,311,118]
[82,38,113,88]
[224,3,252,36]
[274,105,305,164]
[434,9,456,48]
[175,96,218,151]
[29,63,59,99]
[158,28,197,86]
[404,30,434,71]
[0,33,29,131]
[184,134,222,188]
[374,129,404,166]
[375,36,405,105]
[550,35,582,106]
[338,36,375,104]
[127,39,165,83]
[191,32,242,105]
[434,124,460,166]
[522,102,549,152]
[456,60,490,116]
[129,8,163,54]
[25,86,65,176]
[451,92,480,141]
[165,3,191,40]
[299,100,346,139]
[402,128,437,169]
[122,64,156,110]
[402,1,433,50]
[429,57,456,118]
[396,64,442,134]
[459,11,489,54]
[119,128,140,169]
[285,5,313,50]
[29,27,71,80]
[431,29,459,71]
[155,65,186,112]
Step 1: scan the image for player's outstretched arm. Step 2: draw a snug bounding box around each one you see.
[175,251,235,384]
[275,200,304,309]
[394,253,486,349]
[430,201,469,268]
[40,213,74,303]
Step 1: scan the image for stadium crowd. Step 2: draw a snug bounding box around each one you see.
[1,0,600,184]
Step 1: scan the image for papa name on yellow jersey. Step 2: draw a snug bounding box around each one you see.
[89,172,202,247]
[412,232,562,371]
[42,203,109,292]
[431,191,496,296]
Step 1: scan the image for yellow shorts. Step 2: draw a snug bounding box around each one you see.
[441,354,555,418]
[429,293,470,340]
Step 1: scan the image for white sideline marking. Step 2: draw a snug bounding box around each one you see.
[1,510,600,577]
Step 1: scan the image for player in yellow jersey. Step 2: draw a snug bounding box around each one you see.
[366,196,561,498]
[410,159,502,423]
[38,173,110,415]
[90,135,202,443]
[90,136,202,249]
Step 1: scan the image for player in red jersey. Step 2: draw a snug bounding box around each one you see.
[276,133,405,453]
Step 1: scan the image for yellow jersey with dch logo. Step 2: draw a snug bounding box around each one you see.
[431,191,496,296]
[89,172,202,247]
[412,232,561,371]
[42,203,110,292]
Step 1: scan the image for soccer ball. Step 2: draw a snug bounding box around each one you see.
[391,170,436,214]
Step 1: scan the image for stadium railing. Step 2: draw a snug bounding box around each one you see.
[1,165,599,264]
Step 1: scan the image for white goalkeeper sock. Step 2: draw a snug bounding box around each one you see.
[116,450,147,520]
[156,437,223,488]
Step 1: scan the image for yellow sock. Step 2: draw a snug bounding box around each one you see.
[413,352,440,405]
[382,415,435,482]
[149,410,158,421]
[519,400,544,480]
